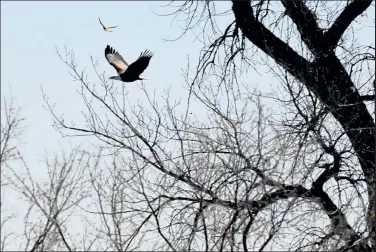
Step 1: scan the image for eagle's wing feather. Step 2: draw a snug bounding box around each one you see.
[99,17,106,29]
[104,45,128,74]
[126,50,153,77]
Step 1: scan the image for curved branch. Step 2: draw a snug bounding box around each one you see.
[324,0,373,51]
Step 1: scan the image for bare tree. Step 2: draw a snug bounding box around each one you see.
[1,97,26,250]
[158,1,375,251]
[1,97,99,251]
[26,1,374,252]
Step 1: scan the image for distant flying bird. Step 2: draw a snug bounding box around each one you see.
[105,45,153,82]
[99,17,118,32]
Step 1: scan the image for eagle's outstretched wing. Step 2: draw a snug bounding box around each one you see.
[104,45,129,74]
[126,50,153,77]
[98,17,106,29]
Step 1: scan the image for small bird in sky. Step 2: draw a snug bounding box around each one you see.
[104,45,153,83]
[98,17,118,32]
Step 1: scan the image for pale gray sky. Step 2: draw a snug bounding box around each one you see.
[1,1,374,251]
[0,1,235,250]
[1,1,204,160]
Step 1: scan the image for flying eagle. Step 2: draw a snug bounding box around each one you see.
[99,17,118,32]
[104,45,153,82]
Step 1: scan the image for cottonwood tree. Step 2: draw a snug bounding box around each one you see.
[41,1,374,251]
[161,0,375,251]
[50,48,298,251]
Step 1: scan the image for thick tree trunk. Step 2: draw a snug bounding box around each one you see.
[231,0,375,248]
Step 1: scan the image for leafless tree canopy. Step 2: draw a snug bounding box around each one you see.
[1,1,375,251]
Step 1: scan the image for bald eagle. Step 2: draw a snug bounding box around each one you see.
[104,45,153,82]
